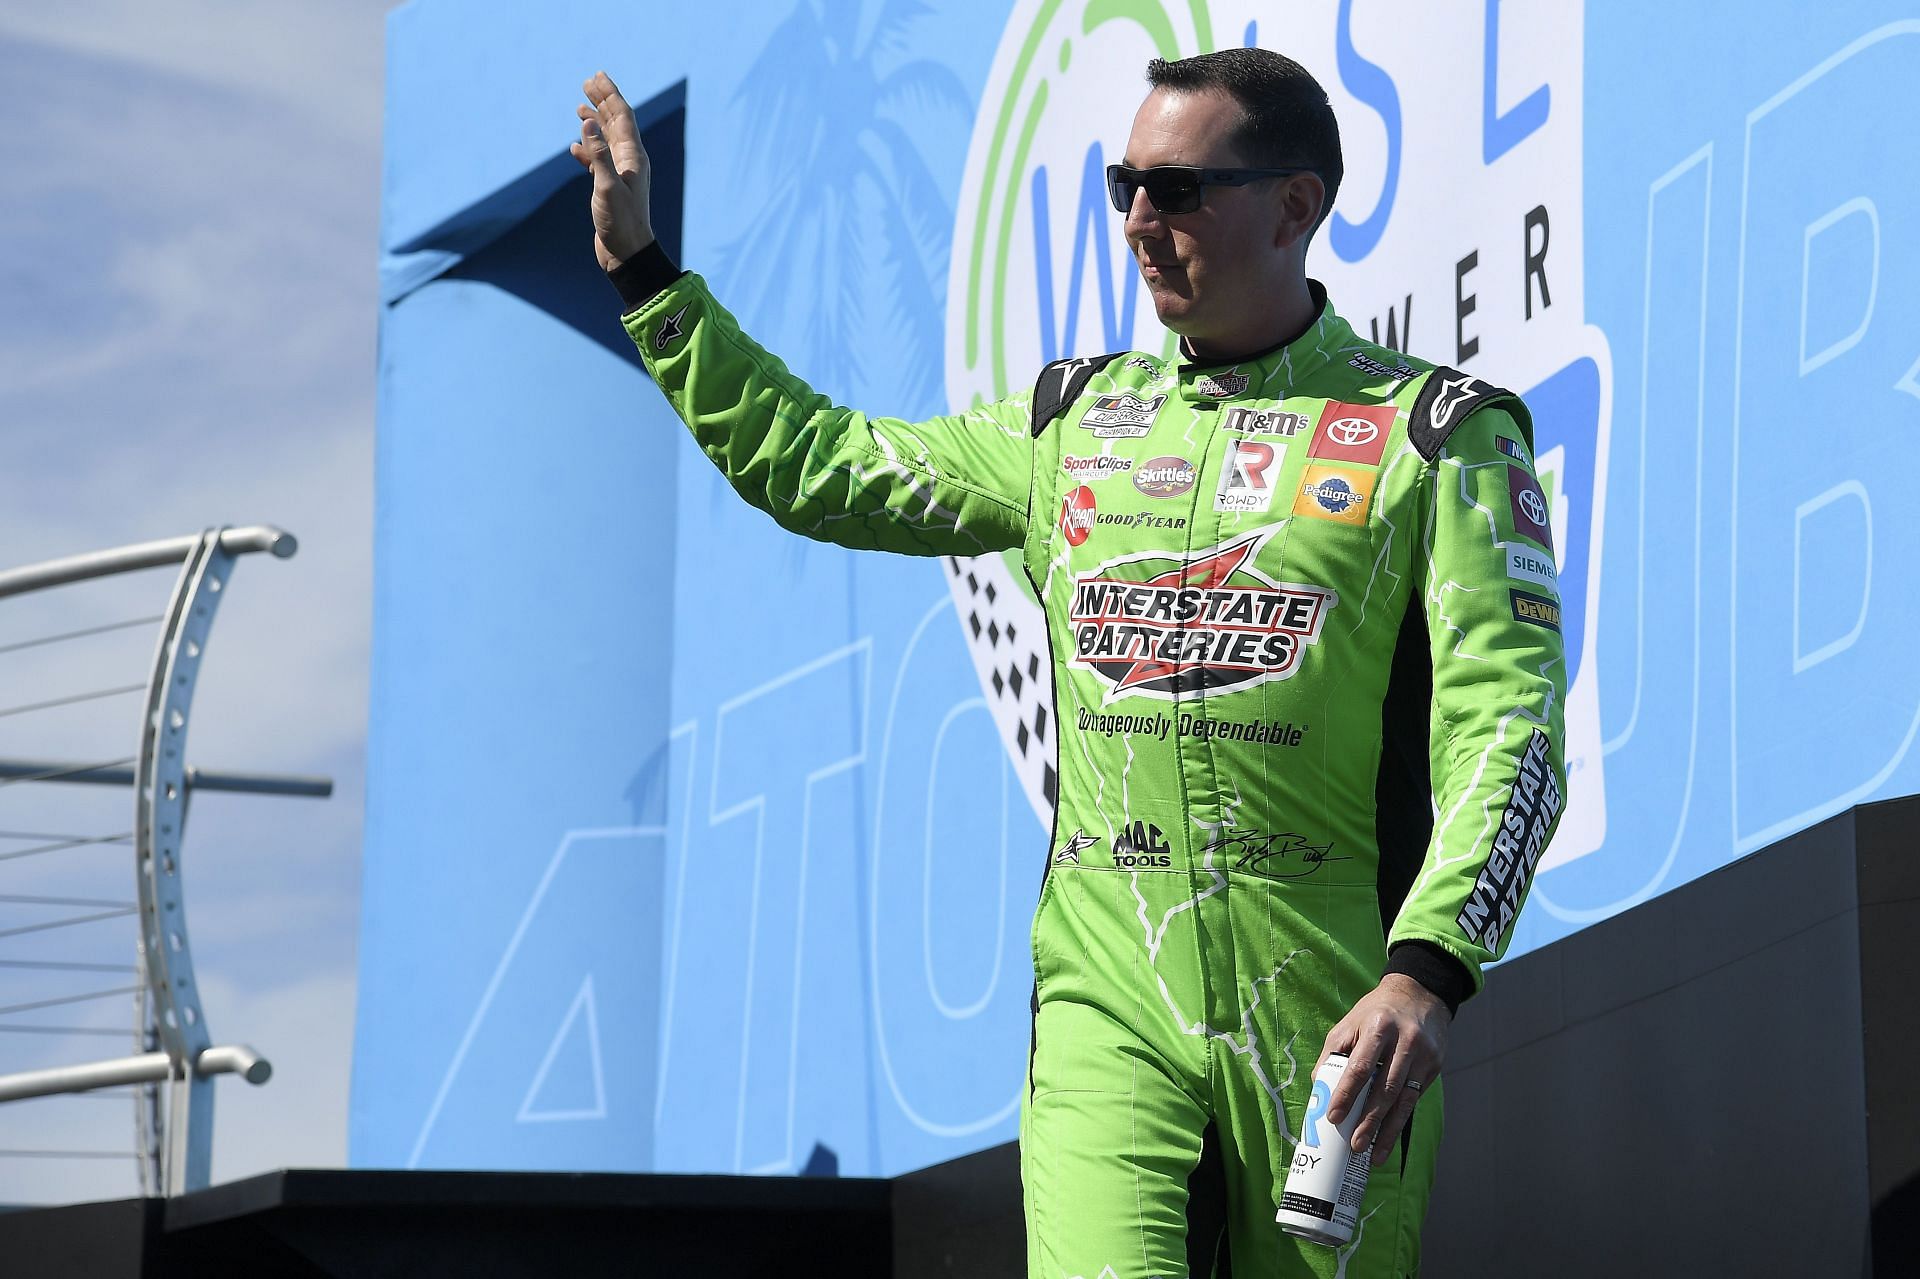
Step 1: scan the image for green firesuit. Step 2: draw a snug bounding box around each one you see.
[614,244,1568,1279]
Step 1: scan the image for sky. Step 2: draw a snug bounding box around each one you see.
[0,0,400,1202]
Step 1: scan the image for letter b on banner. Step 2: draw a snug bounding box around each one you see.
[1733,25,1920,850]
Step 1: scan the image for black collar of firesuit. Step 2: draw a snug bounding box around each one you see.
[1174,279,1338,404]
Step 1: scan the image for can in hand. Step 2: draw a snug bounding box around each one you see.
[1275,1051,1373,1246]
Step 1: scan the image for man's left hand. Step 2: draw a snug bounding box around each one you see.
[1313,973,1449,1158]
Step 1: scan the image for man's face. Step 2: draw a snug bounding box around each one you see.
[1121,86,1316,347]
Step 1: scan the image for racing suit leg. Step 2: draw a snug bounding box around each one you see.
[1202,880,1444,1279]
[1022,996,1213,1277]
[1023,859,1221,1278]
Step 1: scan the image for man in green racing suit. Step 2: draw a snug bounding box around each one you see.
[571,45,1566,1279]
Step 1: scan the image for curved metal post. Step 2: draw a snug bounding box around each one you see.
[0,523,309,1198]
[134,528,230,1195]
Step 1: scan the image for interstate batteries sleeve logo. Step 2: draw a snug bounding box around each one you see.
[1455,729,1563,950]
[1069,532,1336,703]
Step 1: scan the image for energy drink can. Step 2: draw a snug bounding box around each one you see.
[1275,1051,1374,1245]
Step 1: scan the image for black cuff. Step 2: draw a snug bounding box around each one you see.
[1384,941,1474,1017]
[608,241,685,314]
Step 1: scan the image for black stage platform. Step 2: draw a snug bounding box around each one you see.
[0,1168,894,1277]
[5,798,1914,1277]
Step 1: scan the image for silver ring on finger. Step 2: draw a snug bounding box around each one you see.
[1405,1078,1424,1094]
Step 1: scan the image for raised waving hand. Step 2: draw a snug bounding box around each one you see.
[569,71,655,272]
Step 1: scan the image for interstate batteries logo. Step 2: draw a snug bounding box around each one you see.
[1069,532,1336,703]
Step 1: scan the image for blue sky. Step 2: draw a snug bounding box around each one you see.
[0,0,397,1200]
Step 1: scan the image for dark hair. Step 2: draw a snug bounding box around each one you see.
[1145,48,1344,237]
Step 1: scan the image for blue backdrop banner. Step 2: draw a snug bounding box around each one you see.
[357,0,1920,1178]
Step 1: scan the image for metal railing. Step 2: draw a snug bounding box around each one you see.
[0,526,332,1197]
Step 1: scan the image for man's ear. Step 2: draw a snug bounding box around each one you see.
[1273,172,1326,250]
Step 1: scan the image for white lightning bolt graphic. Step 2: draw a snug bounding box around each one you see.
[1332,1204,1386,1277]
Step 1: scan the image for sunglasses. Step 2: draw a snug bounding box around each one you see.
[1105,164,1312,215]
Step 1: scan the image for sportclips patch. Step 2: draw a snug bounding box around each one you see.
[1456,729,1562,950]
[1068,532,1337,703]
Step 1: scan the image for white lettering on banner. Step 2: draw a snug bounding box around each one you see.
[941,0,1616,880]
[708,642,872,1172]
[1539,142,1708,909]
[869,599,1027,1141]
[643,615,1035,1163]
[1732,23,1920,857]
[1798,197,1880,376]
[407,823,671,1171]
[1791,482,1871,674]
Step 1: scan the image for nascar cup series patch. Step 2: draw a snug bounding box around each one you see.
[1078,393,1163,438]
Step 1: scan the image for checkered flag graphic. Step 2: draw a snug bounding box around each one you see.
[945,552,1057,824]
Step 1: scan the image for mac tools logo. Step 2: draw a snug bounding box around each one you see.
[1069,532,1336,703]
[941,1,1614,879]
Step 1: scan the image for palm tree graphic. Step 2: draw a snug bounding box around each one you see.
[717,0,972,407]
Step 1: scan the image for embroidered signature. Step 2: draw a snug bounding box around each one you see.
[1200,828,1350,879]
